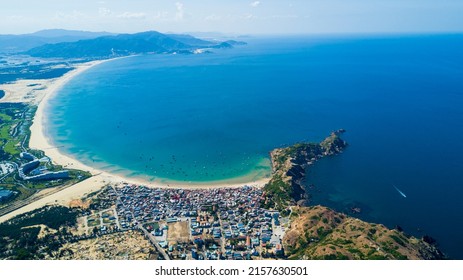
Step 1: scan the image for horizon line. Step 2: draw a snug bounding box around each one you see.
[2,28,463,38]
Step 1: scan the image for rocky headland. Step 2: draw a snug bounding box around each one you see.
[263,130,444,259]
[263,129,347,210]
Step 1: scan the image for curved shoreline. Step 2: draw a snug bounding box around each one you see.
[0,57,271,222]
[29,58,271,191]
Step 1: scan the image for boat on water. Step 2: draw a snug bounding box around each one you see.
[393,185,407,198]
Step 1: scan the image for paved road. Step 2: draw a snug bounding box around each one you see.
[138,224,170,260]
[110,185,170,260]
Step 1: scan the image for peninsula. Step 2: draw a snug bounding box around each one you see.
[263,129,347,210]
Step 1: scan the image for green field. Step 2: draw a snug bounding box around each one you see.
[0,102,91,206]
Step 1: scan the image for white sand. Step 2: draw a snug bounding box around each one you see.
[1,79,50,104]
[0,59,270,223]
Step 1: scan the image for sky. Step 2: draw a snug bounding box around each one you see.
[1,0,463,35]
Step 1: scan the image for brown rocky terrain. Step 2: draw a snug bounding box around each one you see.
[49,230,156,260]
[284,206,444,260]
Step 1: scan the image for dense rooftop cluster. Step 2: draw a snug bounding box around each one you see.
[106,185,286,260]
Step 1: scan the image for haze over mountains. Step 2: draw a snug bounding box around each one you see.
[0,29,114,53]
[0,29,245,59]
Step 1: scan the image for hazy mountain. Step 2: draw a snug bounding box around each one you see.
[166,34,216,47]
[25,31,245,59]
[0,29,116,53]
[183,31,245,40]
[30,29,114,38]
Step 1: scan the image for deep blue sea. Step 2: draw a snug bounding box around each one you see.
[46,34,463,258]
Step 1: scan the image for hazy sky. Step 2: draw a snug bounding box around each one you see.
[2,0,463,35]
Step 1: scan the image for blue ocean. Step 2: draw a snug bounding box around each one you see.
[46,34,463,258]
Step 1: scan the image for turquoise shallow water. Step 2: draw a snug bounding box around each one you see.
[47,34,463,258]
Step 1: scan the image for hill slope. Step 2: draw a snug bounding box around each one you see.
[284,206,444,260]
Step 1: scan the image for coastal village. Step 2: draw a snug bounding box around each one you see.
[74,184,287,260]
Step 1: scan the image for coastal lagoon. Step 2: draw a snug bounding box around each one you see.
[46,35,463,258]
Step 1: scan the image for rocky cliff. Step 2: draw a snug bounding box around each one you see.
[263,130,347,210]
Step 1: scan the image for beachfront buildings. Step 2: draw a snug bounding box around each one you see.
[93,184,286,260]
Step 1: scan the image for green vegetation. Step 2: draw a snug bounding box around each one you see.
[347,248,365,258]
[0,205,78,234]
[390,234,406,246]
[263,131,347,212]
[317,227,332,240]
[0,206,80,259]
[332,238,353,246]
[0,102,91,208]
[262,175,290,211]
[381,241,408,260]
[0,103,26,158]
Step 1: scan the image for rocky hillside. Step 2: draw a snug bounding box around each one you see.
[283,206,444,260]
[262,130,444,260]
[263,130,347,210]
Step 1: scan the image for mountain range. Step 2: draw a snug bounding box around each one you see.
[0,29,245,59]
[0,29,114,53]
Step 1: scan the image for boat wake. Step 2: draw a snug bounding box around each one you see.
[393,185,407,198]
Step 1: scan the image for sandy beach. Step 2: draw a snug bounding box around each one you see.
[0,59,270,222]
